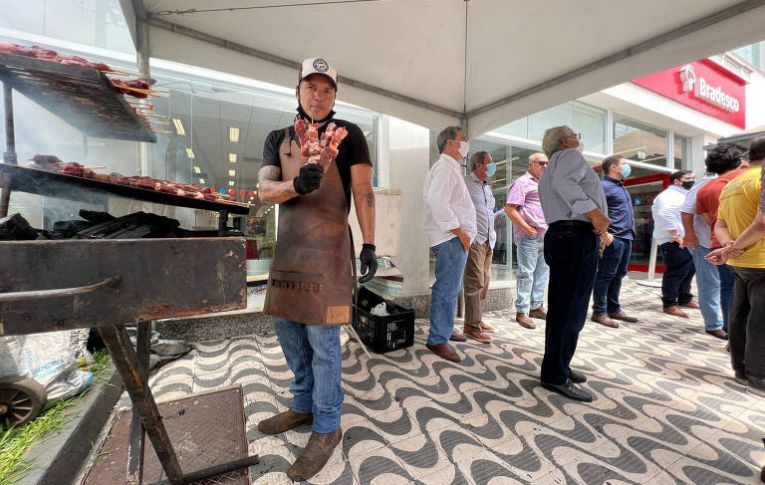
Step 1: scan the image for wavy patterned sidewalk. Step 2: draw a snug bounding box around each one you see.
[148,279,765,484]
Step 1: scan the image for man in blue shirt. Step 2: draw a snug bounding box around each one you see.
[591,156,639,328]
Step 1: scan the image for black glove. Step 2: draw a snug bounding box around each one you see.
[358,243,378,283]
[293,163,324,195]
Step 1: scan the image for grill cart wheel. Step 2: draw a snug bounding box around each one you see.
[0,379,47,428]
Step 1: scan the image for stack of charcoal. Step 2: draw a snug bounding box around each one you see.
[0,210,243,241]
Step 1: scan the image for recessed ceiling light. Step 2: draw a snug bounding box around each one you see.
[229,127,240,143]
[193,166,201,174]
[228,153,237,163]
[186,148,195,159]
[228,169,236,177]
[172,118,186,136]
[228,180,235,187]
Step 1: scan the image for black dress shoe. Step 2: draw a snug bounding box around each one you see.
[569,370,587,384]
[541,379,593,402]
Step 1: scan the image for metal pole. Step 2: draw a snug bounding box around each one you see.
[98,324,184,484]
[647,238,658,282]
[0,173,10,218]
[126,321,152,484]
[136,14,152,177]
[3,80,17,165]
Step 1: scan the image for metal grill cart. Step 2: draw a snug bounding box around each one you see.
[0,52,257,484]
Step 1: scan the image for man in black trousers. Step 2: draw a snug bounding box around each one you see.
[538,126,612,402]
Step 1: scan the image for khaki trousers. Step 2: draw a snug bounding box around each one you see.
[463,240,492,330]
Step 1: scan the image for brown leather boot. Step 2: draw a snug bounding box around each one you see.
[257,409,313,435]
[287,427,343,481]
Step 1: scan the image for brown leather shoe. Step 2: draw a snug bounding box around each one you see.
[516,313,536,329]
[464,327,491,343]
[449,331,466,342]
[257,409,313,435]
[480,321,496,333]
[680,300,700,309]
[608,311,638,323]
[287,427,343,481]
[591,314,619,328]
[529,307,547,320]
[426,343,460,362]
[663,306,689,318]
[706,329,728,340]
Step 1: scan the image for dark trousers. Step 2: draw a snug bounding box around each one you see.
[717,263,735,332]
[541,224,599,385]
[729,267,765,388]
[659,241,695,307]
[592,237,632,316]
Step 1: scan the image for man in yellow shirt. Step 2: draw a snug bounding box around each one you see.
[707,136,765,397]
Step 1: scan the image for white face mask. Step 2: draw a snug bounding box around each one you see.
[458,141,470,159]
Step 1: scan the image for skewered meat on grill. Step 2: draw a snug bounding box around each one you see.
[22,156,244,205]
[0,43,118,73]
[110,78,151,99]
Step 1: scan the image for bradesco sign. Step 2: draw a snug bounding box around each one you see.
[633,59,746,128]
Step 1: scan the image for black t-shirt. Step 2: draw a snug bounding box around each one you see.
[261,119,372,204]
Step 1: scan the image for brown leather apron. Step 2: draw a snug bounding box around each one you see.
[263,129,354,325]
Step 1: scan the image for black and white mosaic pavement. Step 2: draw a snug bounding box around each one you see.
[148,280,765,484]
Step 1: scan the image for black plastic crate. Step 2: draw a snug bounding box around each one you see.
[352,287,415,354]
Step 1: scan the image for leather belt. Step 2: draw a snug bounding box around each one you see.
[549,220,593,230]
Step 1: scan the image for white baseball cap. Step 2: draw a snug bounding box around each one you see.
[299,57,338,88]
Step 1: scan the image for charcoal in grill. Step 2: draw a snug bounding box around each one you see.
[0,213,38,240]
[51,219,95,239]
[76,211,180,239]
[79,209,116,224]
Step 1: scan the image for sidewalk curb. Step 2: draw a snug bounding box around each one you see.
[17,369,123,485]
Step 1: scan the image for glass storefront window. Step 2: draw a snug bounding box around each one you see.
[0,0,135,54]
[674,134,689,170]
[626,179,666,267]
[613,115,668,167]
[0,32,379,273]
[529,104,571,142]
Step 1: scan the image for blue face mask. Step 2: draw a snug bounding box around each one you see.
[486,162,497,177]
[621,163,632,178]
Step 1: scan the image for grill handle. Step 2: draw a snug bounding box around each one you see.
[0,276,121,303]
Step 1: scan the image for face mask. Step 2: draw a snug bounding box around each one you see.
[681,180,695,190]
[621,163,632,178]
[486,162,497,177]
[458,141,470,159]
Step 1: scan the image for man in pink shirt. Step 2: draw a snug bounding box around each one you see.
[505,152,550,329]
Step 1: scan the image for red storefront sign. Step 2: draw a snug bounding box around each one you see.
[633,59,746,128]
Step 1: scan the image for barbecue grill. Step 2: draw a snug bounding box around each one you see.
[0,51,258,484]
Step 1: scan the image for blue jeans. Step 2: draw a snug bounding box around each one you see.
[514,235,549,314]
[659,242,695,307]
[718,263,735,332]
[592,237,632,316]
[541,224,599,385]
[690,247,724,332]
[428,237,469,345]
[273,318,343,433]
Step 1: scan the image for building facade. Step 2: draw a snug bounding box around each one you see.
[1,0,762,300]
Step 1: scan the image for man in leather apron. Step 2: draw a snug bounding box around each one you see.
[256,58,377,481]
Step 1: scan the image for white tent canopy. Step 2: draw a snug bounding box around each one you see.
[120,0,765,135]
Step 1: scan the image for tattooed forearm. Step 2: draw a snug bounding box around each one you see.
[363,191,375,208]
[257,165,299,204]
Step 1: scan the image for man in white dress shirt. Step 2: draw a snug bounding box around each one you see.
[651,170,698,318]
[423,126,477,362]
